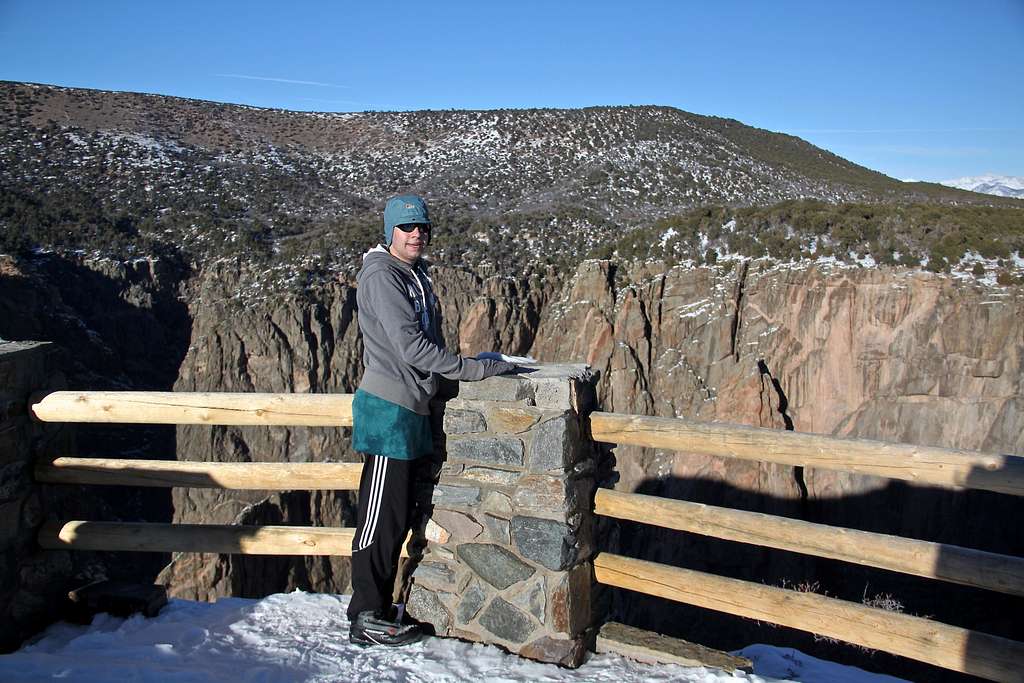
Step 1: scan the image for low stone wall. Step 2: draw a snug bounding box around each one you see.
[0,341,76,652]
[406,364,598,667]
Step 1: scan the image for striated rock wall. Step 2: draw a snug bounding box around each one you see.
[1,252,190,593]
[161,259,1023,610]
[157,261,551,600]
[6,250,1020,675]
[157,262,363,599]
[530,259,1024,494]
[524,259,1024,673]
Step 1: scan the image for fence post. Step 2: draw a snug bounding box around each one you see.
[405,363,598,667]
[0,341,76,652]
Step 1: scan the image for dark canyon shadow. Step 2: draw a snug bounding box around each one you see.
[1,251,193,584]
[598,460,1024,683]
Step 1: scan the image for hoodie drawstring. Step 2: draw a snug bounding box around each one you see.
[410,267,431,335]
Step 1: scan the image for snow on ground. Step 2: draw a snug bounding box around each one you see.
[0,591,906,683]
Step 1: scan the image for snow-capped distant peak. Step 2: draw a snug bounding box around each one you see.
[939,174,1024,199]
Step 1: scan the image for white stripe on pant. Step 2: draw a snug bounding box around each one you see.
[347,453,417,620]
[357,455,388,551]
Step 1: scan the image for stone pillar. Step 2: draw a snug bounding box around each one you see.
[406,363,597,667]
[0,341,76,652]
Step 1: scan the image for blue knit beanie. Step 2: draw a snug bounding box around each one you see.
[383,195,431,246]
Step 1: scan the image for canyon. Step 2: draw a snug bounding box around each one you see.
[3,250,1021,677]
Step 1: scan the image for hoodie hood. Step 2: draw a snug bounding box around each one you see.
[360,243,431,270]
[358,244,436,341]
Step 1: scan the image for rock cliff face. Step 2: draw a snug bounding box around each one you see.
[529,258,1023,475]
[161,257,1023,595]
[156,261,362,599]
[520,259,1024,664]
[156,260,550,599]
[5,252,1021,672]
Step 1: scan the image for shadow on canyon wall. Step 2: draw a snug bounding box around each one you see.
[597,457,1024,683]
[0,252,193,584]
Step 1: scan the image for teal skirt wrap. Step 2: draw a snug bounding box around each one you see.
[351,389,432,460]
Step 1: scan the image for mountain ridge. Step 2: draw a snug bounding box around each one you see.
[1,80,1021,278]
[940,174,1024,199]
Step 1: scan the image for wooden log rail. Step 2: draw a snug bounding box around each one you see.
[28,390,1024,680]
[36,458,362,490]
[29,392,1023,498]
[31,391,354,426]
[594,553,1024,683]
[589,411,1024,497]
[595,488,1024,597]
[38,521,409,557]
[34,395,1024,497]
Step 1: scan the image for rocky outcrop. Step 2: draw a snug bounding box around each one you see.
[156,261,363,599]
[531,259,1024,502]
[6,249,1021,674]
[160,258,1023,610]
[527,259,1024,666]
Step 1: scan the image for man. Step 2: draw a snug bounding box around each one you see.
[347,194,516,647]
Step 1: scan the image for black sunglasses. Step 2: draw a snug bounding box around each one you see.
[396,223,431,234]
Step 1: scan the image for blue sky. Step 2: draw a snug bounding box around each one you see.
[1,0,1021,181]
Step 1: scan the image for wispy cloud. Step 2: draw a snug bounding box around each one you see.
[849,145,992,157]
[214,73,349,89]
[792,127,1021,134]
[298,96,382,108]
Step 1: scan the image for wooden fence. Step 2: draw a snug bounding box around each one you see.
[29,391,1024,681]
[589,411,1024,682]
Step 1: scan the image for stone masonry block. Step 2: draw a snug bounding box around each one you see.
[482,514,511,544]
[512,475,592,519]
[508,576,546,622]
[481,491,514,517]
[484,406,542,433]
[456,581,488,625]
[478,597,537,644]
[527,415,579,473]
[511,516,577,571]
[531,378,574,411]
[457,543,535,590]
[456,376,533,403]
[446,437,524,467]
[443,409,487,434]
[461,466,521,487]
[411,562,457,591]
[431,484,481,507]
[407,585,452,635]
[551,563,591,637]
[430,509,483,543]
[520,636,587,668]
[439,462,465,477]
[511,474,570,514]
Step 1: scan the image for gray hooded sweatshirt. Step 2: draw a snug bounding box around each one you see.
[356,245,508,415]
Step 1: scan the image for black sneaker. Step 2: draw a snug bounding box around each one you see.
[349,609,423,647]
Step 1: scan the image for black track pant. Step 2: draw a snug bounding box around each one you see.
[347,453,415,620]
